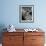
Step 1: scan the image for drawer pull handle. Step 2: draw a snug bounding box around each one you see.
[32,39,36,40]
[9,38,12,40]
[9,38,13,40]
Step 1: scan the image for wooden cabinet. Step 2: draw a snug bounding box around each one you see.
[24,32,45,46]
[3,32,24,46]
[2,31,45,46]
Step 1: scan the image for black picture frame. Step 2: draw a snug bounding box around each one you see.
[19,5,34,23]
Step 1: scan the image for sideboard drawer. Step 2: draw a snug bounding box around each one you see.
[32,36,44,44]
[3,32,23,36]
[24,32,44,36]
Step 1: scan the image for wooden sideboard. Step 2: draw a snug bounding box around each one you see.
[2,30,45,46]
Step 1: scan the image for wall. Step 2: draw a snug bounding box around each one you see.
[0,0,46,29]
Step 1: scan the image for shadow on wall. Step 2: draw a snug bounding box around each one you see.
[0,24,7,43]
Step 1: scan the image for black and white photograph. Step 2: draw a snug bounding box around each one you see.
[19,5,34,23]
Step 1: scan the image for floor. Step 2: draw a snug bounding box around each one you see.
[0,44,2,46]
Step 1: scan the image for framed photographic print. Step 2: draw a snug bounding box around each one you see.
[19,5,34,23]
